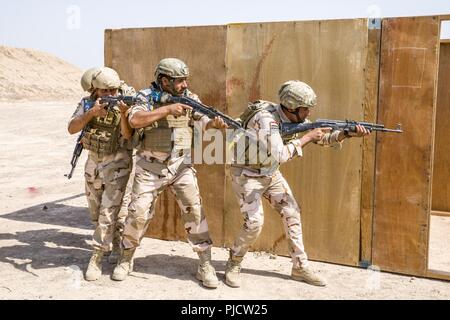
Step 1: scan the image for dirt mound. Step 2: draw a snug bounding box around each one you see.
[0,46,84,102]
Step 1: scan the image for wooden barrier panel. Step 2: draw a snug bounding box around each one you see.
[224,19,371,266]
[373,16,440,276]
[105,26,228,246]
[360,20,382,265]
[104,17,448,278]
[431,43,450,212]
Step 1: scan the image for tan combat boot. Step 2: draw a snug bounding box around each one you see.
[111,248,135,281]
[291,265,327,286]
[196,248,219,288]
[85,249,104,281]
[225,252,243,288]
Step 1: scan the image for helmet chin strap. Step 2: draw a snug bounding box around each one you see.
[281,105,304,123]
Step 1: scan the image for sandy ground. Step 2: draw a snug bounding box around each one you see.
[429,215,450,271]
[0,101,449,300]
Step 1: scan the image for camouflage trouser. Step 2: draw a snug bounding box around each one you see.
[122,164,212,252]
[116,150,136,243]
[85,149,132,252]
[230,168,308,268]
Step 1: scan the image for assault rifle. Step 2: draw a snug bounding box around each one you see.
[65,130,84,179]
[280,119,403,136]
[99,95,141,110]
[164,95,243,130]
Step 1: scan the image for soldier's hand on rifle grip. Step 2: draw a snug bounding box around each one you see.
[117,101,129,115]
[166,103,192,117]
[90,98,108,118]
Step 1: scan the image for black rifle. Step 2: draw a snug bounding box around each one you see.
[164,95,243,130]
[99,95,141,110]
[65,130,84,179]
[280,119,403,136]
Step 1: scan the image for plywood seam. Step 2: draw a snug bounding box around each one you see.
[370,18,384,268]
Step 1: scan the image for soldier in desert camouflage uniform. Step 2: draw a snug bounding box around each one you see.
[225,80,370,287]
[68,67,134,281]
[112,58,227,288]
[80,68,137,265]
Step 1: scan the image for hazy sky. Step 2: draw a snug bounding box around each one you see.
[1,0,449,69]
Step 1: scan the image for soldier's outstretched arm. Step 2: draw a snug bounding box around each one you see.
[300,127,333,147]
[128,103,192,129]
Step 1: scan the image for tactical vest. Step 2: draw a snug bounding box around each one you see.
[141,88,193,154]
[81,99,122,154]
[236,100,299,171]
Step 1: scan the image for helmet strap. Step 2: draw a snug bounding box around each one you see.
[281,104,304,123]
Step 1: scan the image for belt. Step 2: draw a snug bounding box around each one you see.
[148,149,186,164]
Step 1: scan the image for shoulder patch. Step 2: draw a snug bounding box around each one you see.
[270,121,279,128]
[81,97,94,112]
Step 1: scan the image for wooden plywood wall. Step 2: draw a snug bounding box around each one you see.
[104,17,448,279]
[432,43,450,213]
[105,26,228,246]
[372,16,440,276]
[224,19,373,266]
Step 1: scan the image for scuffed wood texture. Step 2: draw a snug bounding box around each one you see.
[372,16,440,276]
[224,19,370,266]
[105,26,228,245]
[431,43,450,212]
[360,23,381,265]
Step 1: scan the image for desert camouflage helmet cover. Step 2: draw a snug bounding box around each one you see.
[278,80,317,110]
[91,67,121,90]
[154,58,189,79]
[80,67,100,92]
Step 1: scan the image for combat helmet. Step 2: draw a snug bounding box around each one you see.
[154,58,189,79]
[91,67,121,89]
[80,67,100,92]
[278,80,317,110]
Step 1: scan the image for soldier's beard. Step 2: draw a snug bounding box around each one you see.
[164,83,183,97]
[171,86,185,97]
